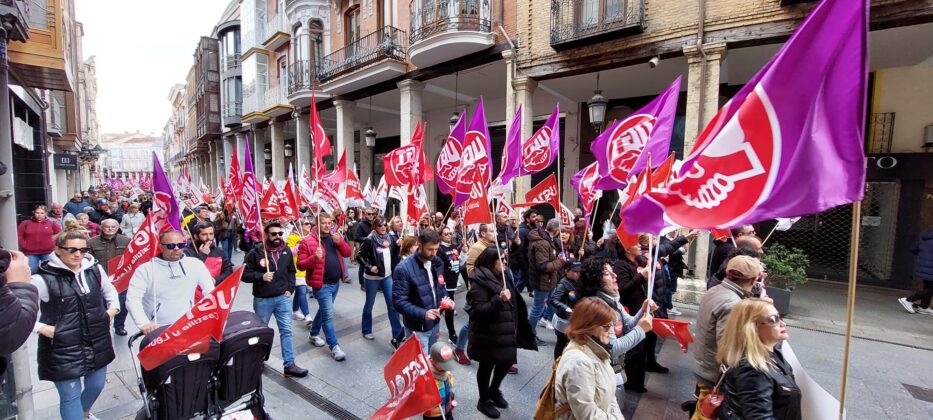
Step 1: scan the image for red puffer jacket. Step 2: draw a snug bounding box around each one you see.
[296,233,352,289]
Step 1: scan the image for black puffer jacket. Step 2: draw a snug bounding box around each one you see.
[357,233,400,278]
[184,243,234,285]
[912,230,933,281]
[242,244,297,298]
[0,251,39,376]
[467,267,536,365]
[720,348,802,420]
[35,261,115,382]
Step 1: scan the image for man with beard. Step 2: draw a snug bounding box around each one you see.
[510,209,539,295]
[244,222,308,377]
[88,219,131,335]
[353,208,376,288]
[183,221,234,285]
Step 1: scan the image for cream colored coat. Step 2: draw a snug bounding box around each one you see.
[555,338,624,420]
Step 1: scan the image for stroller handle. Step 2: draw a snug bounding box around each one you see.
[128,332,145,351]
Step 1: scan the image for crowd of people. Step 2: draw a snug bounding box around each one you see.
[1,185,865,420]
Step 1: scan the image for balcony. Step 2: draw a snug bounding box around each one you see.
[286,60,324,107]
[262,16,290,50]
[550,0,645,50]
[262,85,293,118]
[225,54,241,70]
[222,100,242,127]
[0,0,30,42]
[319,26,408,96]
[408,0,495,68]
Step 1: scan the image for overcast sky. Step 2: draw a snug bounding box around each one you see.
[76,0,230,137]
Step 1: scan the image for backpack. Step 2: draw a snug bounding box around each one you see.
[533,356,571,420]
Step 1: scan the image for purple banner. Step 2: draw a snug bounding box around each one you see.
[521,103,561,175]
[496,105,523,186]
[151,153,181,231]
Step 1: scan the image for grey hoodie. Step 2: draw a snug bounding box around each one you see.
[31,253,120,333]
[126,256,215,328]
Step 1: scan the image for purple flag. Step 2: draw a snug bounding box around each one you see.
[496,105,523,186]
[591,77,681,190]
[521,103,561,175]
[623,0,867,233]
[436,112,466,195]
[455,97,492,207]
[239,137,261,241]
[151,153,181,231]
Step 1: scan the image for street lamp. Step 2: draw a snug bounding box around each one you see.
[587,71,608,133]
[449,112,459,130]
[263,144,272,162]
[284,142,294,158]
[365,96,376,148]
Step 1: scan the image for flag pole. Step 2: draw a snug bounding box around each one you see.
[838,200,861,419]
[492,198,508,289]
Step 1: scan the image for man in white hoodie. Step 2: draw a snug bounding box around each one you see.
[126,230,216,334]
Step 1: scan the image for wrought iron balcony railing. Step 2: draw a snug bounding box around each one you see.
[222,100,242,119]
[287,60,319,95]
[225,54,241,70]
[318,26,408,82]
[550,0,645,48]
[409,0,492,44]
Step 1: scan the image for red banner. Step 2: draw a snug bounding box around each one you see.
[345,165,365,203]
[383,122,430,187]
[406,185,430,226]
[462,170,492,226]
[650,152,677,190]
[310,93,332,181]
[137,267,243,371]
[652,318,694,353]
[616,168,651,249]
[322,151,348,184]
[514,173,560,211]
[108,214,162,293]
[371,336,442,420]
[260,182,283,219]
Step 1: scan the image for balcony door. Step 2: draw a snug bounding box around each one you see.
[346,6,361,60]
[578,0,625,32]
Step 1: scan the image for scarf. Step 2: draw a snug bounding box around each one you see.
[370,230,392,252]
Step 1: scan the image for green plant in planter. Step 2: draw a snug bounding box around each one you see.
[761,243,810,291]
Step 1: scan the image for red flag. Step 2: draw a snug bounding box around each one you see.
[383,122,432,187]
[406,185,430,226]
[371,336,442,420]
[570,161,602,216]
[711,229,732,242]
[310,93,332,178]
[317,182,344,214]
[345,165,365,203]
[321,151,348,184]
[280,177,301,221]
[260,183,283,219]
[652,318,694,353]
[137,267,243,370]
[559,203,574,228]
[650,152,677,189]
[462,169,492,225]
[514,173,560,211]
[108,214,162,293]
[615,168,652,249]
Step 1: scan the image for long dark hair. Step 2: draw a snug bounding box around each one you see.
[578,256,609,298]
[474,246,501,273]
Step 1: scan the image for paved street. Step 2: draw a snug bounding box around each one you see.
[21,251,933,419]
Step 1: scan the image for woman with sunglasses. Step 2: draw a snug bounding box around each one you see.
[554,297,624,419]
[716,298,800,420]
[31,226,120,420]
[356,216,405,346]
[289,218,315,323]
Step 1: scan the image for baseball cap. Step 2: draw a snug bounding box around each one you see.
[429,341,457,371]
[564,258,582,273]
[726,255,762,280]
[95,198,108,206]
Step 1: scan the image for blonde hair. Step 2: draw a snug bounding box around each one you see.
[716,298,776,372]
[56,222,89,246]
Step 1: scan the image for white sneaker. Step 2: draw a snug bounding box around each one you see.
[543,319,554,330]
[898,297,916,314]
[310,335,326,347]
[537,319,548,328]
[916,307,933,316]
[86,414,101,420]
[668,308,683,316]
[293,311,304,321]
[332,345,346,361]
[304,314,314,323]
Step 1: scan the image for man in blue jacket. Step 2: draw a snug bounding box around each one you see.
[393,230,455,354]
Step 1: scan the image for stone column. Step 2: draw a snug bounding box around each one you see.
[271,121,285,180]
[513,76,537,199]
[333,99,356,169]
[503,50,516,123]
[295,110,311,174]
[252,128,266,181]
[682,42,726,284]
[562,110,580,206]
[397,80,425,225]
[359,129,373,188]
[222,134,235,175]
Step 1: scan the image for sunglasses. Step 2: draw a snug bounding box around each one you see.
[442,232,452,236]
[301,222,312,226]
[420,224,428,228]
[268,232,284,237]
[759,314,783,326]
[161,242,187,250]
[601,323,614,331]
[366,213,376,216]
[59,246,92,254]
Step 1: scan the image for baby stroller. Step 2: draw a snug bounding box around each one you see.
[129,327,220,420]
[129,311,274,420]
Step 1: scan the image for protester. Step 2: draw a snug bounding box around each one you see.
[661,229,688,315]
[549,258,583,359]
[88,219,131,335]
[708,236,764,290]
[614,239,658,392]
[433,212,446,231]
[399,235,419,259]
[423,341,457,420]
[354,208,376,288]
[438,226,462,344]
[213,208,235,260]
[898,229,933,315]
[297,212,352,361]
[466,224,496,275]
[243,221,308,377]
[467,246,535,419]
[717,298,800,419]
[389,216,404,242]
[346,208,360,260]
[357,216,404,346]
[393,230,454,353]
[691,255,764,420]
[554,297,624,420]
[18,205,62,273]
[64,193,91,217]
[511,209,539,295]
[88,199,123,225]
[527,219,565,344]
[709,225,755,278]
[48,202,68,228]
[119,202,145,237]
[183,221,234,285]
[75,213,99,238]
[126,230,216,333]
[288,218,313,323]
[32,227,119,420]
[0,249,38,377]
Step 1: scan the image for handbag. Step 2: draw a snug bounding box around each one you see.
[699,365,729,418]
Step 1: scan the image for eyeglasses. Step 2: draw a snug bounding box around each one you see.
[59,246,92,254]
[366,212,376,216]
[601,323,614,331]
[442,232,452,236]
[268,232,284,237]
[161,242,187,250]
[420,224,428,228]
[759,314,783,326]
[301,222,312,226]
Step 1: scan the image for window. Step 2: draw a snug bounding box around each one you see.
[578,0,626,30]
[345,6,361,46]
[278,56,287,93]
[310,20,324,66]
[28,0,49,30]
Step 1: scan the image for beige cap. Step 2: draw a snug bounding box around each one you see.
[726,255,763,280]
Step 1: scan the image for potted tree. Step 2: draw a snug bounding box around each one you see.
[760,243,810,316]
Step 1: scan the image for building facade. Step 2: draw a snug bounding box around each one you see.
[98,132,163,177]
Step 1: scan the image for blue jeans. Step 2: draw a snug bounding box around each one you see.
[253,295,296,367]
[27,253,50,274]
[293,284,310,316]
[310,282,340,348]
[53,366,107,420]
[456,321,470,351]
[114,291,128,329]
[221,236,233,261]
[408,325,439,356]
[512,268,527,293]
[528,289,555,337]
[362,276,403,338]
